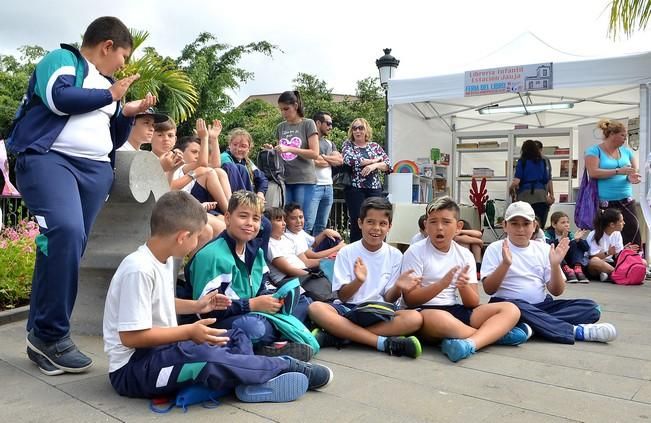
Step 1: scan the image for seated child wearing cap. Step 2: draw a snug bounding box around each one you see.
[481,201,617,344]
[117,107,168,152]
[401,197,528,362]
[308,197,424,358]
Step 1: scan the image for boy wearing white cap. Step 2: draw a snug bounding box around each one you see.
[481,201,617,344]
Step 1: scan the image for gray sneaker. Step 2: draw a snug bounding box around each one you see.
[26,348,64,376]
[26,330,93,373]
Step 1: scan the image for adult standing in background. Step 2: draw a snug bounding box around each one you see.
[534,140,554,206]
[509,139,552,227]
[585,119,641,247]
[341,118,391,242]
[305,111,342,235]
[271,91,319,213]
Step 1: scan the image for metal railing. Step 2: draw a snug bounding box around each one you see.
[1,195,29,229]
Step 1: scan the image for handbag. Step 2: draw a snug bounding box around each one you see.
[574,167,599,229]
[332,164,352,187]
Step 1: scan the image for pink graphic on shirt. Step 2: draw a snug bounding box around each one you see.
[279,137,301,161]
[0,140,20,196]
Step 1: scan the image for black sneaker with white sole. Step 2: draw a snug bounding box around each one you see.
[281,356,333,390]
[26,329,93,373]
[255,342,314,362]
[26,348,64,376]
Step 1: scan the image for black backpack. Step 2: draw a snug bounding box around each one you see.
[257,149,285,184]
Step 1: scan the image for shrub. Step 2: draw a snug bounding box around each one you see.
[0,219,37,310]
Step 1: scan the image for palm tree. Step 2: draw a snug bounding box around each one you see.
[608,0,651,39]
[116,29,198,123]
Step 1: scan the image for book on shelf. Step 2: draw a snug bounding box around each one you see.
[472,168,495,177]
[559,159,577,178]
[420,164,434,178]
[477,141,500,148]
[554,148,570,155]
[457,143,479,149]
[430,147,440,162]
[559,194,568,202]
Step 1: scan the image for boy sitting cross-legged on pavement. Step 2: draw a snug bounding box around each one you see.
[482,201,617,344]
[309,197,424,358]
[103,191,332,403]
[401,197,529,362]
[186,190,318,361]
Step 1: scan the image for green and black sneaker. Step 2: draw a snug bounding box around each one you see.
[384,336,422,358]
[311,328,350,349]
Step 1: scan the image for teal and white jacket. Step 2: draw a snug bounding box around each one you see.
[186,231,270,319]
[7,44,132,164]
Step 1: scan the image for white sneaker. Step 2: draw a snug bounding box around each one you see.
[599,272,609,282]
[580,323,617,343]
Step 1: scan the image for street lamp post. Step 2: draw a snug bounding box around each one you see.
[376,48,400,157]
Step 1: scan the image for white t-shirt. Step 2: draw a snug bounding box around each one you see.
[586,230,623,260]
[267,235,307,282]
[172,167,195,193]
[481,239,558,304]
[410,232,426,245]
[284,230,314,255]
[332,240,402,305]
[51,59,116,161]
[103,244,177,373]
[402,238,477,306]
[117,141,137,152]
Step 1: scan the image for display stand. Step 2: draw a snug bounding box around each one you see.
[452,128,574,207]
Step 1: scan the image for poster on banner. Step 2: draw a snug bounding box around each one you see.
[464,63,553,97]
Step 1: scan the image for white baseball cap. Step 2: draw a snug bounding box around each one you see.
[504,201,536,222]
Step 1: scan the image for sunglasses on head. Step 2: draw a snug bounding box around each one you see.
[352,125,365,131]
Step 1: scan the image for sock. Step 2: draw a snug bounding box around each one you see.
[376,336,388,351]
[574,325,585,341]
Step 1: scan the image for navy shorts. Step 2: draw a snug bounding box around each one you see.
[418,304,474,326]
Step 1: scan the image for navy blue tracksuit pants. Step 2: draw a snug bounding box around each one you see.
[489,295,601,344]
[16,151,113,342]
[109,329,289,398]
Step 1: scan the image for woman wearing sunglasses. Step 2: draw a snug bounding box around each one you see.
[341,118,392,242]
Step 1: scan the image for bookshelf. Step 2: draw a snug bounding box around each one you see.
[452,128,574,205]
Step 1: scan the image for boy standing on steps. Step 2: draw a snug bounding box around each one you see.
[103,191,332,402]
[309,197,424,358]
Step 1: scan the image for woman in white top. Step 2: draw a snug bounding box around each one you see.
[586,208,626,281]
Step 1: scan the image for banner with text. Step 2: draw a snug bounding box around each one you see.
[464,63,553,97]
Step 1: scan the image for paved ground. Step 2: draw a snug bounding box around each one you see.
[1,282,650,422]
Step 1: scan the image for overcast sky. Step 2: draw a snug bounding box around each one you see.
[2,0,651,106]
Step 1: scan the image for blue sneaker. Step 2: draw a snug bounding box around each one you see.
[441,339,476,362]
[516,322,533,340]
[496,326,528,346]
[281,356,334,390]
[235,372,308,403]
[26,348,64,376]
[27,330,92,373]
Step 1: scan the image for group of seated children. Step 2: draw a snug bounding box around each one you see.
[103,191,618,405]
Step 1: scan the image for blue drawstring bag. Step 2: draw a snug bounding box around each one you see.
[150,385,231,413]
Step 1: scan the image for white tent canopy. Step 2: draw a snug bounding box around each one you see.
[388,52,651,133]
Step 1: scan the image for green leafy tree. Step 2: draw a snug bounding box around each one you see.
[608,0,651,39]
[0,46,47,136]
[176,33,278,135]
[116,29,198,124]
[221,99,281,158]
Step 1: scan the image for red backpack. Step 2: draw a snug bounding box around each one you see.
[610,249,646,285]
